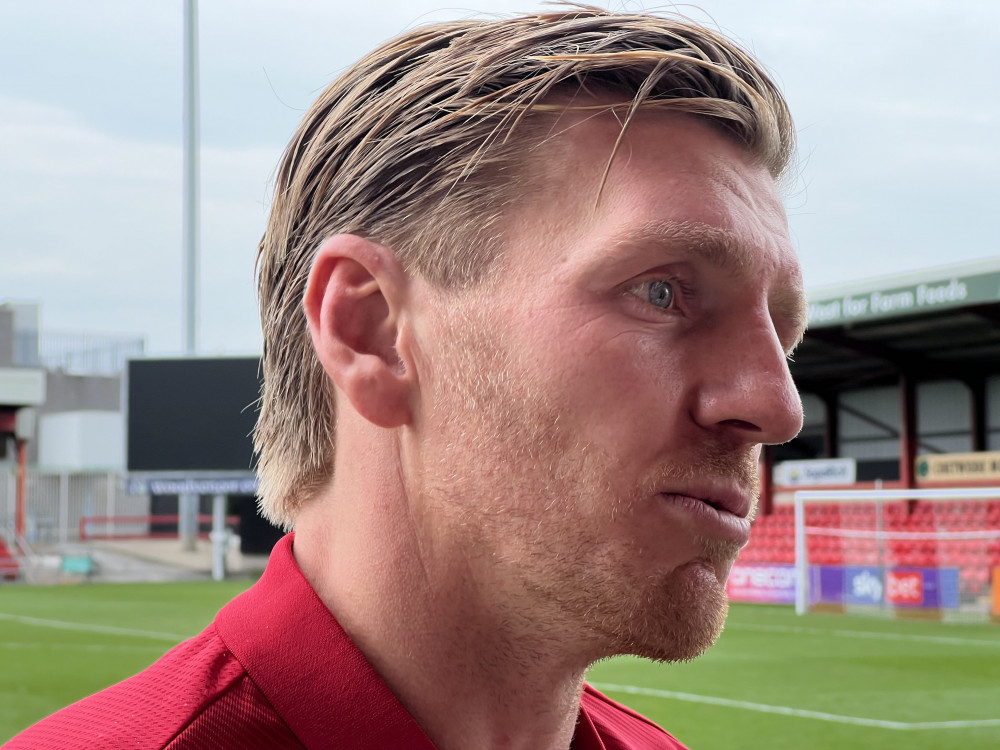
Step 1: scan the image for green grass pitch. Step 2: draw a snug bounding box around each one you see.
[2,582,999,748]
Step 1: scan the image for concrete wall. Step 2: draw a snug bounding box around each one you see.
[917,379,972,455]
[988,375,1000,451]
[839,385,901,460]
[0,308,13,367]
[41,371,120,413]
[10,372,123,466]
[835,379,980,459]
[38,411,124,470]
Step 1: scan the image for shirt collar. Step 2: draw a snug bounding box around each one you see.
[215,533,437,750]
[216,533,620,750]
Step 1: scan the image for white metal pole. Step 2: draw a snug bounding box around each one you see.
[180,0,201,553]
[210,493,227,581]
[874,478,884,611]
[107,472,116,539]
[59,472,69,544]
[179,492,197,552]
[5,469,14,533]
[794,491,806,615]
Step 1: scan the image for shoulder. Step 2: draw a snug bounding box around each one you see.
[5,625,298,750]
[580,684,691,750]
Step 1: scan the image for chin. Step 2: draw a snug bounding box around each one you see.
[600,561,732,664]
[561,536,740,664]
[576,562,729,662]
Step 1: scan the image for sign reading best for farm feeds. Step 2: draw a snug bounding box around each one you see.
[807,271,1000,327]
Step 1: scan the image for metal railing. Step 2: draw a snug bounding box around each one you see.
[0,470,150,545]
[38,332,145,376]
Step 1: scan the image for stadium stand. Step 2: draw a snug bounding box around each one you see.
[768,257,1000,501]
[738,499,1000,597]
[730,259,1000,618]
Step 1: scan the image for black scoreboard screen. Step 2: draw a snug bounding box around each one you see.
[126,357,261,472]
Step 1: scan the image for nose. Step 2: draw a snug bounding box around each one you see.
[693,313,803,445]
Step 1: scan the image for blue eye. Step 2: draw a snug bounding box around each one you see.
[648,280,674,309]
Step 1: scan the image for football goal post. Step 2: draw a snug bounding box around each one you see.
[794,488,1000,622]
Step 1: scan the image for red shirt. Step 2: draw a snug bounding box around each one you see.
[6,534,688,749]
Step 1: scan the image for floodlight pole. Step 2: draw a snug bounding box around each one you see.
[182,0,199,357]
[179,0,201,553]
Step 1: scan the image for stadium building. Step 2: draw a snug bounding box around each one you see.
[0,304,278,582]
[736,257,1000,620]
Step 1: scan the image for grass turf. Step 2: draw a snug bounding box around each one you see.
[2,584,998,747]
[589,604,1000,749]
[1,580,250,742]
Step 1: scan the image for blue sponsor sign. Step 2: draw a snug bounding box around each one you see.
[936,568,960,609]
[809,566,961,609]
[845,566,883,606]
[810,565,843,605]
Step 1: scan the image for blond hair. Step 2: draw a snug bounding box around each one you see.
[255,6,795,528]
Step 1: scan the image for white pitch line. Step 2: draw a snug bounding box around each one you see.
[0,612,186,642]
[728,622,1000,649]
[0,641,167,653]
[590,683,1000,731]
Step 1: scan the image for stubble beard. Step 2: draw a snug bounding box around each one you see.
[521,452,759,665]
[418,303,759,666]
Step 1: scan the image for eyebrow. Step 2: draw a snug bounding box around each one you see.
[614,220,756,274]
[614,219,809,351]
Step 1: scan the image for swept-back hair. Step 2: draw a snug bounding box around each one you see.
[255,6,795,528]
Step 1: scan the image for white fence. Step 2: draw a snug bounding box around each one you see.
[0,470,150,545]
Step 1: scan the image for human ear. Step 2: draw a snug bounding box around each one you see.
[303,234,414,428]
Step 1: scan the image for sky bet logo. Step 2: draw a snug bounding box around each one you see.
[850,570,883,603]
[886,571,924,606]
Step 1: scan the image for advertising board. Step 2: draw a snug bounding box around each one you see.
[810,566,960,609]
[993,569,1000,617]
[885,569,924,606]
[915,451,1000,483]
[844,566,883,606]
[807,270,1000,328]
[773,458,856,487]
[726,564,797,604]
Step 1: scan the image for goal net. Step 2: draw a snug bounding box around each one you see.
[793,488,1000,623]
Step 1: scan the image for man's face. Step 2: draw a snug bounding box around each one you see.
[405,113,806,665]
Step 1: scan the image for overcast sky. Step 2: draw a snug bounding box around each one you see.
[2,1,997,356]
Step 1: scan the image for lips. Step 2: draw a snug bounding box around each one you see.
[657,484,755,545]
[666,483,754,520]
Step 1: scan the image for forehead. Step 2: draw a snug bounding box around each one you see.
[509,111,800,280]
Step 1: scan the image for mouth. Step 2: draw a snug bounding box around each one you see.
[657,485,754,545]
[690,487,753,520]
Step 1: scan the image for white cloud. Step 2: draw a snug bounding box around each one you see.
[0,95,279,354]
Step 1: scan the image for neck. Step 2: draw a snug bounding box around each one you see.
[293,432,589,750]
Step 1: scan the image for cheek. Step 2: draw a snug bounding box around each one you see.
[533,322,692,447]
